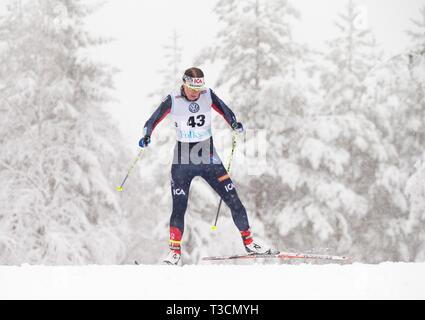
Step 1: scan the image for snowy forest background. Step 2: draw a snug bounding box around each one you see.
[0,0,424,265]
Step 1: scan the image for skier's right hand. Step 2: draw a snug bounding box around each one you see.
[232,122,244,134]
[139,135,151,148]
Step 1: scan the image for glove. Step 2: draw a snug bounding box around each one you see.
[139,135,151,148]
[232,122,244,134]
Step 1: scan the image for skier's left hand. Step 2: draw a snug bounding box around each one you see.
[232,122,244,134]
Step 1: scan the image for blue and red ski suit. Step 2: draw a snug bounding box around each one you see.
[143,87,252,252]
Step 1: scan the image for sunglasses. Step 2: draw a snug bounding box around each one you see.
[184,83,204,92]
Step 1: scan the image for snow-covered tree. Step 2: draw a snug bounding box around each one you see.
[260,1,404,262]
[149,30,183,98]
[356,5,425,262]
[320,0,381,115]
[197,0,301,111]
[404,6,425,262]
[378,7,425,261]
[267,113,393,261]
[406,5,425,53]
[0,0,146,265]
[405,153,425,261]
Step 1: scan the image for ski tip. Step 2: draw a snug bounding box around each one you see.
[211,226,218,232]
[117,186,123,192]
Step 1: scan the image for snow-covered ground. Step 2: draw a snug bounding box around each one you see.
[0,262,424,300]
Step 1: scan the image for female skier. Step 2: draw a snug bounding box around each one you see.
[140,67,274,265]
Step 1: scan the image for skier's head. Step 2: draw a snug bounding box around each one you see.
[182,67,205,100]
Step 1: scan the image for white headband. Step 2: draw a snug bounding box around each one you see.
[183,75,205,90]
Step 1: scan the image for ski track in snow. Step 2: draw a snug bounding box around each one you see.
[0,262,424,299]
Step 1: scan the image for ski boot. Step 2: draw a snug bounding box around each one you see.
[241,229,279,255]
[244,241,279,255]
[163,250,181,266]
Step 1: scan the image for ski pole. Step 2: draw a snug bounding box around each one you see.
[211,131,237,231]
[117,149,143,192]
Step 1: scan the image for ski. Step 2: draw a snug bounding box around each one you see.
[202,251,351,262]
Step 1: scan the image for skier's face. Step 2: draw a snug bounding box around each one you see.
[183,85,201,101]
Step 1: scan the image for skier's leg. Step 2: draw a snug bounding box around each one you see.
[169,163,195,254]
[201,163,276,254]
[201,163,250,233]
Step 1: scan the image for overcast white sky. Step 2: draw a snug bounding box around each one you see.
[87,0,425,148]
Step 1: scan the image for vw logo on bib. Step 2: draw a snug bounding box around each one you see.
[189,103,200,113]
